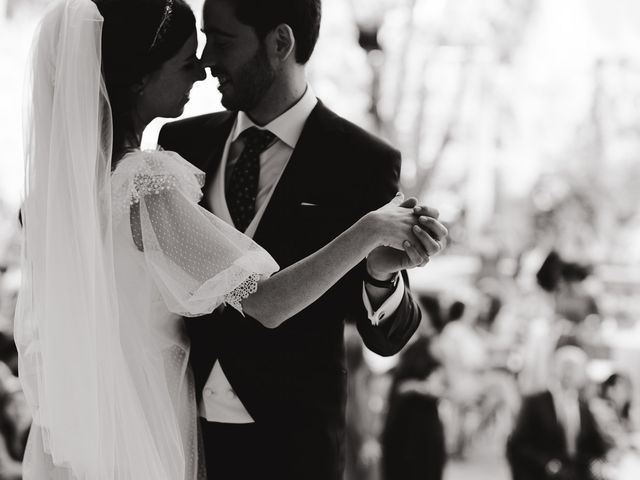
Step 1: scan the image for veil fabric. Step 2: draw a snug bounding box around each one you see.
[15,0,171,477]
[15,0,278,478]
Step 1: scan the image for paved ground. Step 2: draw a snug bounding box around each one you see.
[445,450,510,480]
[444,424,511,480]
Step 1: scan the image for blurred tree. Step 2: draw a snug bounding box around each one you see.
[376,0,539,203]
[532,56,640,265]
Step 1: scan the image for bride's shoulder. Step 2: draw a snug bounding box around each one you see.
[113,149,201,178]
[111,149,205,212]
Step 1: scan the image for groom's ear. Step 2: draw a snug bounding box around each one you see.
[266,24,296,63]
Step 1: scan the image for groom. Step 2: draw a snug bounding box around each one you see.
[159,0,447,478]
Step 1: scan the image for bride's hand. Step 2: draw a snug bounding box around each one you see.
[362,196,423,250]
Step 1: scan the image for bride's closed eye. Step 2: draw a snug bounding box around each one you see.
[212,39,230,49]
[183,56,200,71]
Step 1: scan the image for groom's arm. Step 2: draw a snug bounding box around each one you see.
[348,139,423,357]
[355,270,422,356]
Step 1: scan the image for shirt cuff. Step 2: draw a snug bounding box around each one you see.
[362,275,405,326]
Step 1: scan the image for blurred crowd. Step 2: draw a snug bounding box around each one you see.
[0,246,29,479]
[2,218,639,480]
[344,247,640,480]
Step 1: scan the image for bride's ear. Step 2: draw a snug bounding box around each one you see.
[266,24,295,63]
[130,76,150,98]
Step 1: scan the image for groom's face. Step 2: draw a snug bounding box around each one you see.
[201,0,276,112]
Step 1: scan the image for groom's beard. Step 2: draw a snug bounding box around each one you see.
[220,47,276,113]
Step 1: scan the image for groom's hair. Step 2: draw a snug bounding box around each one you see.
[231,0,322,64]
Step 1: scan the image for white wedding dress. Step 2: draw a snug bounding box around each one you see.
[16,2,277,477]
[20,150,278,479]
[109,149,278,479]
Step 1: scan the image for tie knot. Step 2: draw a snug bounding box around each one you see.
[240,127,276,153]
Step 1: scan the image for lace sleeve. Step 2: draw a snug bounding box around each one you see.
[113,151,279,315]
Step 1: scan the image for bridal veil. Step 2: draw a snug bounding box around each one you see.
[16,0,206,477]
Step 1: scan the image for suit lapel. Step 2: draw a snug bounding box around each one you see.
[253,102,332,253]
[577,398,592,444]
[201,112,237,211]
[542,391,569,454]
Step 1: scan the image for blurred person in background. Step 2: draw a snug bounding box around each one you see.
[416,293,444,335]
[436,292,519,457]
[555,265,598,328]
[507,346,607,480]
[536,251,599,327]
[590,372,640,479]
[344,323,380,480]
[475,277,521,372]
[518,250,597,394]
[437,296,488,408]
[0,363,28,480]
[0,335,17,380]
[0,265,7,326]
[437,296,490,456]
[595,373,638,445]
[382,336,446,480]
[0,268,17,379]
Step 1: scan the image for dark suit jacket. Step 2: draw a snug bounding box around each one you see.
[159,101,422,480]
[507,390,607,480]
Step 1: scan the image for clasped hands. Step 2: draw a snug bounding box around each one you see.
[367,194,448,281]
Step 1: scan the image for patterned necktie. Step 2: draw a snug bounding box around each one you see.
[226,127,276,232]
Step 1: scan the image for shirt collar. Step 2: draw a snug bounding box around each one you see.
[550,384,580,403]
[231,85,318,149]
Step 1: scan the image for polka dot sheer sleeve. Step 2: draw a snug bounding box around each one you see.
[112,150,279,315]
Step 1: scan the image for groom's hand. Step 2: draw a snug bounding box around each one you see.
[366,196,447,280]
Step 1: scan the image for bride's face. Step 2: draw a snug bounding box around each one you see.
[137,32,206,120]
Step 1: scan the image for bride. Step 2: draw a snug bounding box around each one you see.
[14,0,436,478]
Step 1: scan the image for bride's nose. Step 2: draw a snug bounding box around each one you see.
[200,42,216,70]
[195,66,206,82]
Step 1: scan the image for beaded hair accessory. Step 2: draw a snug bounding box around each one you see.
[149,0,174,51]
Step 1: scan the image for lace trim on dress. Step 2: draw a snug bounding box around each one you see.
[223,272,260,313]
[110,149,278,317]
[111,150,205,224]
[131,171,178,204]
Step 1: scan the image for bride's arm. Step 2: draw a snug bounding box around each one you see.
[121,155,421,322]
[241,203,417,329]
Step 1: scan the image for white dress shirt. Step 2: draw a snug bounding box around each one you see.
[200,87,404,423]
[550,387,581,456]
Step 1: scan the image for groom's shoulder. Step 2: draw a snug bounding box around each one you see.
[315,103,399,160]
[159,111,234,149]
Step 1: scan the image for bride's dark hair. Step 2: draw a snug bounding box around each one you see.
[93,0,196,160]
